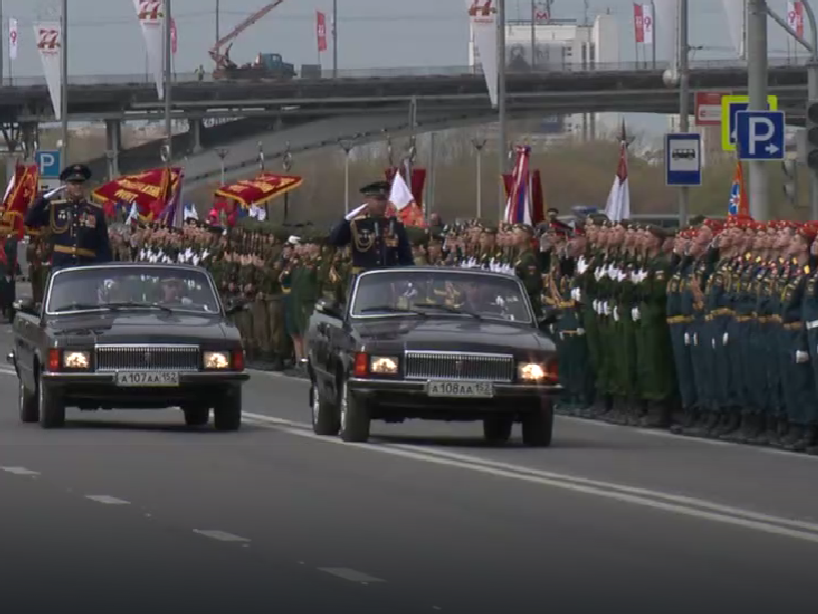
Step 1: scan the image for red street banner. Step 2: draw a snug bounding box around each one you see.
[170,17,177,55]
[92,167,182,222]
[214,173,303,208]
[316,11,328,53]
[0,162,38,237]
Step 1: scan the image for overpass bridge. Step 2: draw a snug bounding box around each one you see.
[0,58,808,180]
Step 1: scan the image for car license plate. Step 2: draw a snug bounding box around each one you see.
[116,371,180,387]
[426,380,493,398]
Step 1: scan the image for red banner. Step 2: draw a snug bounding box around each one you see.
[316,11,328,53]
[633,3,645,44]
[170,17,177,54]
[214,172,303,208]
[92,167,182,223]
[0,162,38,237]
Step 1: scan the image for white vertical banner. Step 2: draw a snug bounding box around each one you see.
[33,22,62,120]
[132,0,166,98]
[788,2,805,38]
[8,18,18,61]
[720,0,746,57]
[466,0,498,108]
[652,0,675,63]
[641,3,654,45]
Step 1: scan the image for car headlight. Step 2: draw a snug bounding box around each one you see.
[518,362,546,381]
[63,350,90,370]
[369,356,398,374]
[204,351,230,369]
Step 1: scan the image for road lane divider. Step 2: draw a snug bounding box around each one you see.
[242,412,818,546]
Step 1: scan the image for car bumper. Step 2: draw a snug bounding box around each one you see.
[40,371,250,409]
[347,377,562,419]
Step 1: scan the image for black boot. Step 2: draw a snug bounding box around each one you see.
[641,401,671,429]
[782,425,805,451]
[748,416,775,446]
[788,425,817,453]
[671,408,696,434]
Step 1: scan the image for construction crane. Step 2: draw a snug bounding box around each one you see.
[208,0,294,79]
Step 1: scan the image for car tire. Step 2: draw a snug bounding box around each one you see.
[521,400,553,447]
[339,379,369,443]
[214,388,241,431]
[18,377,39,424]
[483,416,513,445]
[38,377,65,429]
[184,406,210,427]
[310,380,340,436]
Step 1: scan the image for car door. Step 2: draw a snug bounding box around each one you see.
[14,310,38,390]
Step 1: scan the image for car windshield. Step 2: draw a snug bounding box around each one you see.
[46,266,220,315]
[350,270,533,323]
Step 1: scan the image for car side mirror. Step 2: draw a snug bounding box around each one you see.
[13,298,35,315]
[224,299,248,316]
[315,298,342,319]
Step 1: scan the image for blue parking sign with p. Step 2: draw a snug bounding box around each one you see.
[35,150,61,179]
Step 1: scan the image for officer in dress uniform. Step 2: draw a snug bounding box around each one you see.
[327,180,414,277]
[24,164,112,271]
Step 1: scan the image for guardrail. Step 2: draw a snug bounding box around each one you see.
[0,56,808,88]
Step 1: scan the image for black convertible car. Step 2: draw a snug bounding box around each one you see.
[306,267,562,446]
[8,263,249,430]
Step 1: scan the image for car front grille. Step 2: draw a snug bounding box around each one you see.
[404,351,514,382]
[94,345,200,371]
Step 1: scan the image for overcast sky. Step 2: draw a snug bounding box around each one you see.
[0,0,803,78]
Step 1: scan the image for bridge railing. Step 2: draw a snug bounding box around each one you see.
[0,56,807,88]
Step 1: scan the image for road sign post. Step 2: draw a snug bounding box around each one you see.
[665,133,702,187]
[721,94,779,151]
[34,150,62,179]
[736,110,786,160]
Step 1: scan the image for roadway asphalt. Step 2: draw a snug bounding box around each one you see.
[2,316,818,612]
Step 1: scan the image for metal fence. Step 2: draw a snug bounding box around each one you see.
[0,56,807,88]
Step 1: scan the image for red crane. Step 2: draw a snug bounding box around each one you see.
[208,0,286,71]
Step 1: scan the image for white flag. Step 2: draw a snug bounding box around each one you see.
[389,172,414,211]
[132,0,166,99]
[466,0,498,108]
[33,22,62,120]
[8,18,18,61]
[604,142,631,222]
[641,4,654,46]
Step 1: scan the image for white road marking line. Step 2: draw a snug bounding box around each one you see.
[0,466,40,476]
[193,530,250,543]
[242,413,818,545]
[85,495,130,505]
[318,567,385,583]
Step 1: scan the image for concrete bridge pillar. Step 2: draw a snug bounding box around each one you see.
[189,119,204,153]
[105,119,122,179]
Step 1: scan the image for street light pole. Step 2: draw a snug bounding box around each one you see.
[339,138,353,214]
[60,0,68,163]
[678,0,690,227]
[216,148,227,185]
[747,0,769,220]
[332,0,338,78]
[472,138,486,219]
[164,0,173,163]
[497,0,507,221]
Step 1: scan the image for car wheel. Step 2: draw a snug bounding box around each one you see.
[339,379,369,443]
[184,406,210,427]
[38,377,65,429]
[483,416,513,445]
[310,380,340,436]
[521,400,553,447]
[213,388,241,431]
[18,377,39,423]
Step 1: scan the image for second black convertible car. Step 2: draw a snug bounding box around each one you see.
[8,263,249,430]
[306,267,562,446]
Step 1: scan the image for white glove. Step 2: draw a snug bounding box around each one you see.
[723,332,729,346]
[613,306,620,322]
[796,350,810,364]
[693,333,699,347]
[577,328,585,335]
[593,300,600,313]
[684,332,691,346]
[631,307,641,321]
[711,338,716,349]
[575,288,582,303]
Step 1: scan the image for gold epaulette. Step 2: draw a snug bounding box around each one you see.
[351,214,368,221]
[51,199,66,205]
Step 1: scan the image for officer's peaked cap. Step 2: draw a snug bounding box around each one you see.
[360,180,391,199]
[60,164,92,183]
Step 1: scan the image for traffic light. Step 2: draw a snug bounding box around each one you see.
[806,100,818,169]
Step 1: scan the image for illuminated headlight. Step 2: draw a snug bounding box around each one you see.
[369,356,398,374]
[63,351,90,369]
[518,362,546,381]
[204,351,230,369]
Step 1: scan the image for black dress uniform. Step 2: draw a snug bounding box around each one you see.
[24,164,112,270]
[328,181,414,272]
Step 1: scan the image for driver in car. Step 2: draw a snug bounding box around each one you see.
[158,277,192,306]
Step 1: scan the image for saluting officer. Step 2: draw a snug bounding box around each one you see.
[328,180,414,275]
[24,164,112,271]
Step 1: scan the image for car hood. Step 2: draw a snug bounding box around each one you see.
[46,311,230,345]
[353,317,551,355]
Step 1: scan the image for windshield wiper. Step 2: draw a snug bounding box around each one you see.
[413,304,482,319]
[358,305,427,316]
[52,303,112,312]
[103,301,174,314]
